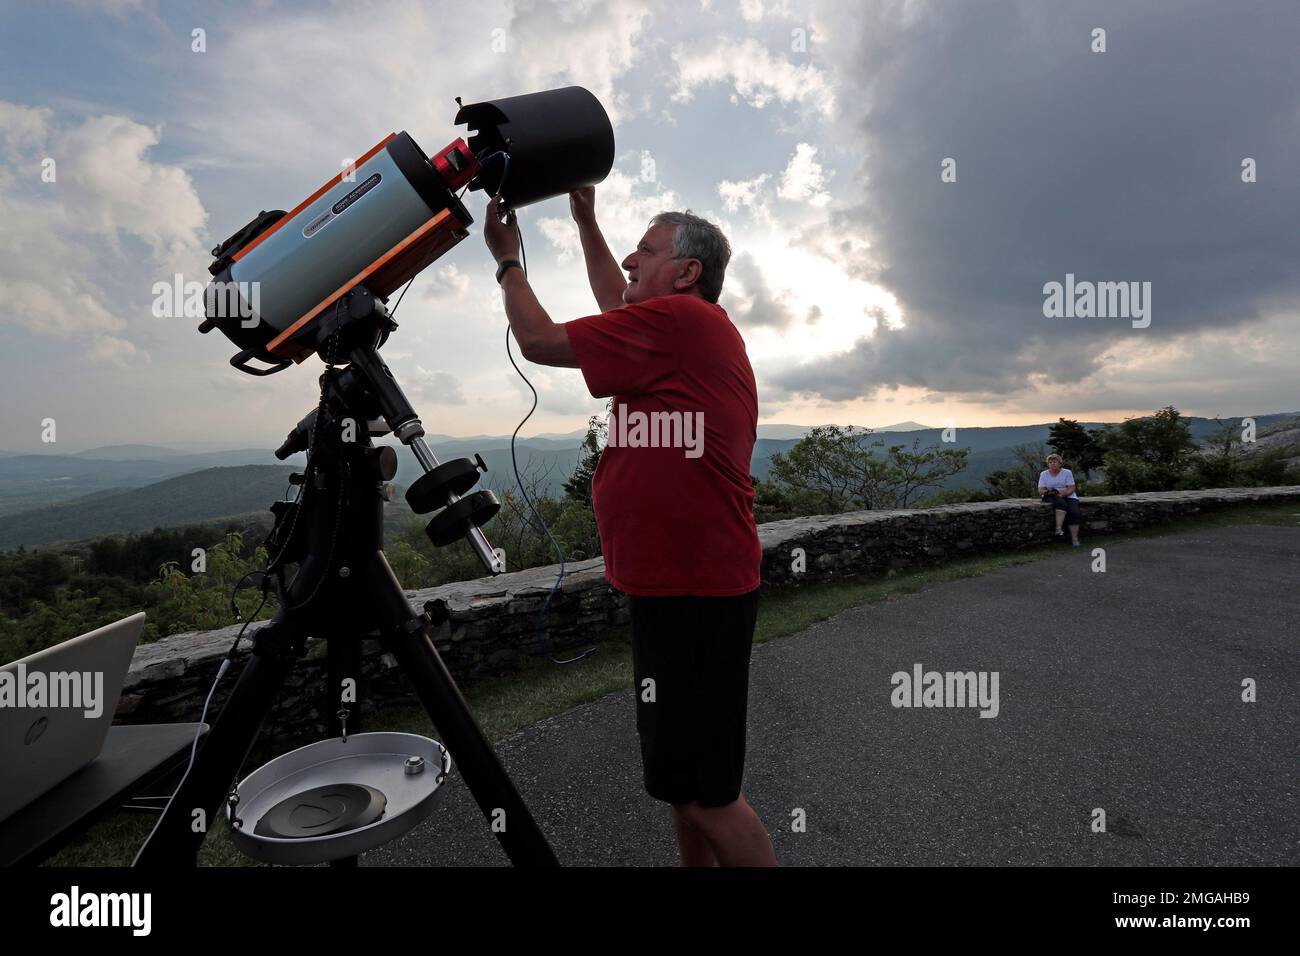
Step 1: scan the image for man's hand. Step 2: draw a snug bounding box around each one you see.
[569,186,596,227]
[483,194,520,263]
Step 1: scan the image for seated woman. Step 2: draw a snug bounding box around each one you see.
[1037,453,1082,546]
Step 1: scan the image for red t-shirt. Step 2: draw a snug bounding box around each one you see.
[564,294,761,596]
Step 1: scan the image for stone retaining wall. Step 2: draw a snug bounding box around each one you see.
[117,486,1300,737]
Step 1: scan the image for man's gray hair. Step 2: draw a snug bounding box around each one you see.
[650,210,731,303]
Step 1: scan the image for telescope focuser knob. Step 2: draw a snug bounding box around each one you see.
[363,445,399,481]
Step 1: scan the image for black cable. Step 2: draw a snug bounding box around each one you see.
[389,275,415,319]
[132,573,270,863]
[504,215,594,666]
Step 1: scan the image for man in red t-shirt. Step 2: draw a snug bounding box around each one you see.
[483,189,775,867]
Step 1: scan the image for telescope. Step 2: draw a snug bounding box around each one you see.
[197,84,614,573]
[133,87,613,869]
[199,85,615,374]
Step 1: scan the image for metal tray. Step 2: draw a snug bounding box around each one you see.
[226,731,452,865]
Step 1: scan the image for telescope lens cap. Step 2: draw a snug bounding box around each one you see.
[254,783,387,839]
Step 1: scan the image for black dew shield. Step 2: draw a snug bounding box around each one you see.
[455,86,615,209]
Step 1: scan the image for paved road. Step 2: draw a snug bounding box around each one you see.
[366,524,1300,866]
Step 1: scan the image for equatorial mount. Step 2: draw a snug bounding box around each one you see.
[134,285,556,866]
[273,285,504,574]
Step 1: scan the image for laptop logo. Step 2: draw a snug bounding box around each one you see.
[24,716,48,745]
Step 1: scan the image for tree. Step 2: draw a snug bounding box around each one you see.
[765,425,969,512]
[1098,406,1198,493]
[1047,418,1105,478]
[143,532,272,640]
[563,414,607,506]
[1186,417,1244,488]
[885,438,971,507]
[984,469,1034,499]
[1183,416,1299,489]
[767,425,884,512]
[984,442,1048,499]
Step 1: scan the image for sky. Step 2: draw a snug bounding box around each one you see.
[0,0,1297,453]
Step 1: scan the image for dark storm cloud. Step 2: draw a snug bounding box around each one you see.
[777,0,1300,401]
[722,251,800,330]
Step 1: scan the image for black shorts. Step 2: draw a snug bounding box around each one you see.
[628,587,760,808]
[1046,494,1082,523]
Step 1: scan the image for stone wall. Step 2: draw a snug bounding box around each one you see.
[117,486,1300,737]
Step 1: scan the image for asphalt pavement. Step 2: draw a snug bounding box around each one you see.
[365,523,1300,866]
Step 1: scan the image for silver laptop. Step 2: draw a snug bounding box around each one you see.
[0,612,144,822]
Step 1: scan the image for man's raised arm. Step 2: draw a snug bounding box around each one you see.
[570,187,628,312]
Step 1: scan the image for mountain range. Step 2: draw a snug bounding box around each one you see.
[1,413,1295,549]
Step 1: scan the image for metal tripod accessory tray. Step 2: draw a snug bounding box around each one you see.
[226,732,452,865]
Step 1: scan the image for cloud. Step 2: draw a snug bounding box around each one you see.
[88,333,150,367]
[414,368,468,405]
[53,114,208,276]
[182,0,661,189]
[777,142,830,206]
[672,37,836,116]
[0,274,120,339]
[504,364,597,417]
[67,0,148,13]
[2,0,1293,447]
[0,101,51,157]
[0,101,207,365]
[770,0,1300,404]
[717,142,829,223]
[505,0,657,125]
[419,264,471,299]
[721,251,797,330]
[718,172,771,217]
[736,0,798,20]
[537,216,582,263]
[536,165,679,266]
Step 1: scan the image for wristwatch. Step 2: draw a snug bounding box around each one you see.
[495,258,522,284]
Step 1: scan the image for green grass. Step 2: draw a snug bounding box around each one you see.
[45,499,1299,866]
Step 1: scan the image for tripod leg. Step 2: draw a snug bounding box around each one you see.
[133,619,305,867]
[364,553,559,867]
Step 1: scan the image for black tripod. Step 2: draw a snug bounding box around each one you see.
[135,287,558,867]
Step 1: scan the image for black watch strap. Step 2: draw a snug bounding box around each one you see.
[495,259,522,284]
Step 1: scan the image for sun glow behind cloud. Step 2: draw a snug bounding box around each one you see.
[728,231,903,362]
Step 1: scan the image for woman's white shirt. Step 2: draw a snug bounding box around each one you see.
[1038,468,1079,498]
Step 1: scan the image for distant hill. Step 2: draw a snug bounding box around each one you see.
[0,465,297,549]
[75,444,194,460]
[757,423,817,439]
[874,420,931,431]
[748,414,1300,490]
[0,448,280,515]
[1248,415,1300,460]
[748,423,1076,481]
[388,440,583,502]
[3,412,1295,547]
[1205,415,1300,470]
